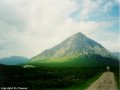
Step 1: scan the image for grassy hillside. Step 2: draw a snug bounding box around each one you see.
[28,55,119,67]
[1,54,119,90]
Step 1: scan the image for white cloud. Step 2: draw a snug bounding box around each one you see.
[99,32,120,52]
[0,0,119,58]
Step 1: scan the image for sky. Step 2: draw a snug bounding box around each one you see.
[0,0,119,58]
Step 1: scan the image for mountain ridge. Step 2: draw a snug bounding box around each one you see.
[0,56,29,65]
[30,32,112,62]
[27,32,119,67]
[112,52,120,60]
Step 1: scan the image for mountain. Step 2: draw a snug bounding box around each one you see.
[0,56,29,65]
[29,32,118,67]
[112,52,120,60]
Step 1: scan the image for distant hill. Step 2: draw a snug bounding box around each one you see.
[28,32,118,67]
[0,56,29,65]
[112,52,120,60]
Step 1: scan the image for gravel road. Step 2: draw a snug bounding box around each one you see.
[87,72,118,90]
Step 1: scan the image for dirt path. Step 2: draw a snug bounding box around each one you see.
[87,72,118,90]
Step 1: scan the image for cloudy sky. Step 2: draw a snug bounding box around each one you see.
[0,0,119,58]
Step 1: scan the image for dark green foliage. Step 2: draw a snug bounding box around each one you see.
[0,64,119,90]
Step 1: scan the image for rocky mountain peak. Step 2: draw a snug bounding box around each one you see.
[31,32,112,61]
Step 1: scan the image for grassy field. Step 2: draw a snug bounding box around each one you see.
[0,64,119,90]
[60,72,103,90]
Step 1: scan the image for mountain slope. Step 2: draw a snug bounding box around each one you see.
[0,56,29,65]
[30,32,112,62]
[112,52,120,60]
